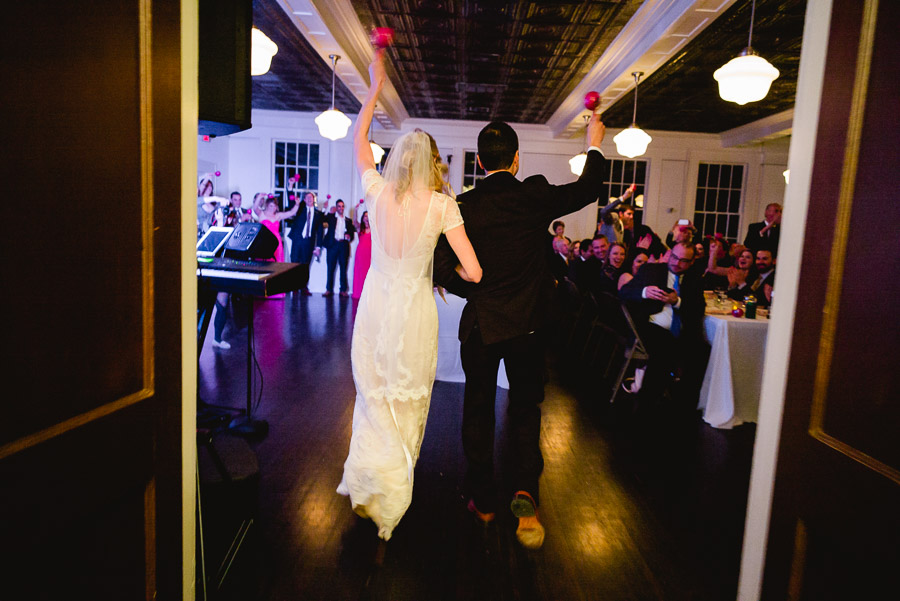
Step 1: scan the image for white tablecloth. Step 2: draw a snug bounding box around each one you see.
[697,314,769,429]
[434,291,509,389]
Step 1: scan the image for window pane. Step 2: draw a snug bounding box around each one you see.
[720,164,732,185]
[732,165,744,187]
[694,213,704,234]
[275,166,285,189]
[286,143,297,165]
[727,217,739,240]
[717,191,729,212]
[708,164,721,187]
[729,190,741,213]
[465,152,475,172]
[611,160,622,182]
[698,163,708,186]
[309,144,320,166]
[308,169,318,190]
[297,144,308,165]
[695,188,704,212]
[623,161,635,183]
[635,161,647,182]
[275,142,285,164]
[705,189,716,212]
[716,214,728,236]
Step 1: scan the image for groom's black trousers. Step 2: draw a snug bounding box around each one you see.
[460,326,545,514]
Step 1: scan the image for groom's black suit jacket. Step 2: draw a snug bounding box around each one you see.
[434,149,607,345]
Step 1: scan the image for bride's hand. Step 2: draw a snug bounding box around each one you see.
[369,49,386,91]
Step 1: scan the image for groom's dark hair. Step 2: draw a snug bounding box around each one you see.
[477,121,518,171]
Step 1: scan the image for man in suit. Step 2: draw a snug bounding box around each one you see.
[322,199,356,297]
[287,191,324,296]
[434,114,607,549]
[748,248,776,307]
[743,202,782,254]
[619,241,708,413]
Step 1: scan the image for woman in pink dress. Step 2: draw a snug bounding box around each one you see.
[259,196,300,298]
[352,211,371,299]
[259,196,300,262]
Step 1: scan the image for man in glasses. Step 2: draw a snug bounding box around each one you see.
[619,241,708,415]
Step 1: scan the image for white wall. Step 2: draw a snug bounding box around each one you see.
[199,109,788,242]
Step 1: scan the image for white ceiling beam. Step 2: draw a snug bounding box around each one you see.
[275,0,408,129]
[547,0,739,139]
[719,109,793,147]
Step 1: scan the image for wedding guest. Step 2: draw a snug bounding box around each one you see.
[618,249,650,291]
[748,249,776,307]
[598,185,634,244]
[744,202,782,254]
[323,199,356,297]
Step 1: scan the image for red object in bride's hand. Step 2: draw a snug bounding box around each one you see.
[584,91,601,111]
[370,27,394,49]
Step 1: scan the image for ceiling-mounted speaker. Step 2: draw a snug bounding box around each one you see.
[199,0,252,136]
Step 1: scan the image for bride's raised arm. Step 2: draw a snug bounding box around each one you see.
[354,49,386,179]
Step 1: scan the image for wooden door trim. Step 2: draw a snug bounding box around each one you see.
[808,0,899,485]
[1,0,158,467]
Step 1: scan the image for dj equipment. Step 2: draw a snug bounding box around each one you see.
[224,222,277,261]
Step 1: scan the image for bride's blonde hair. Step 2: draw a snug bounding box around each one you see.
[381,128,444,199]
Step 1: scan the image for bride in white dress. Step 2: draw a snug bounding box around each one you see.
[337,50,482,540]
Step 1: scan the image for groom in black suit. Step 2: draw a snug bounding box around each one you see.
[287,192,324,295]
[435,114,607,549]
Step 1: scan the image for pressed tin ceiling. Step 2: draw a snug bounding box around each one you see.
[600,0,806,132]
[347,0,643,123]
[251,0,805,134]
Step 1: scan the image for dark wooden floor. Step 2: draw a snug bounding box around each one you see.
[197,292,756,601]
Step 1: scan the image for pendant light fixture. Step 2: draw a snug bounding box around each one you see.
[568,115,590,176]
[315,54,353,141]
[369,117,385,164]
[251,28,278,76]
[713,0,779,105]
[613,72,652,158]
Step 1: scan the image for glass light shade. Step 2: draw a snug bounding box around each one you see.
[714,54,780,105]
[783,169,790,184]
[370,141,385,164]
[251,28,278,76]
[568,152,587,176]
[315,109,352,141]
[613,125,652,158]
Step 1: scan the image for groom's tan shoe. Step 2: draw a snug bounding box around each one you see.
[511,491,545,549]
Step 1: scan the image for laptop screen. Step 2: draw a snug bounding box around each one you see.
[196,227,234,257]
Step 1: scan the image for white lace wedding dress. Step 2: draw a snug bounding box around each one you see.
[337,168,464,540]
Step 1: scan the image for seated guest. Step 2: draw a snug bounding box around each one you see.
[620,203,666,258]
[552,220,566,242]
[664,219,696,250]
[619,242,708,411]
[575,234,610,296]
[603,242,628,284]
[701,237,733,289]
[618,249,650,290]
[725,248,757,301]
[549,237,571,285]
[747,249,776,307]
[694,242,706,263]
[744,202,782,255]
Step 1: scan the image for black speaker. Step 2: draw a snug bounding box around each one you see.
[224,223,278,260]
[198,0,251,136]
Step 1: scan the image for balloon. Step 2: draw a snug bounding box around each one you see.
[370,27,394,49]
[214,171,221,177]
[584,91,601,111]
